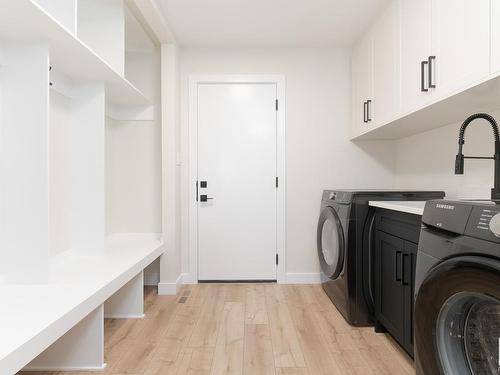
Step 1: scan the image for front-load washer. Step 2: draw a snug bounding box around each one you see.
[317,190,444,326]
[415,200,500,375]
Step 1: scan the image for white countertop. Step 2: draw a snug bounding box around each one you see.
[0,234,164,374]
[369,201,427,215]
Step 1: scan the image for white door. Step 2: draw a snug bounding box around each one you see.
[432,0,490,98]
[401,0,433,113]
[197,83,277,281]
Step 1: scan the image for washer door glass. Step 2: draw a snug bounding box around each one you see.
[437,292,500,375]
[317,207,345,279]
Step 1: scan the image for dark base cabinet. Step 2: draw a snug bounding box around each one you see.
[374,208,421,357]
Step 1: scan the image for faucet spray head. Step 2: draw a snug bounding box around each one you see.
[455,141,465,175]
[455,153,464,174]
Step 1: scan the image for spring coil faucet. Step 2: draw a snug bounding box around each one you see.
[455,113,500,202]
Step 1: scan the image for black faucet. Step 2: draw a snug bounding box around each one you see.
[455,113,500,202]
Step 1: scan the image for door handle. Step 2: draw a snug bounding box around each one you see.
[421,60,428,92]
[366,100,372,122]
[428,56,436,89]
[200,195,214,202]
[402,253,411,286]
[395,251,402,282]
[363,101,367,123]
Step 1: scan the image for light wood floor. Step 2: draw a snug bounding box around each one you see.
[20,284,414,375]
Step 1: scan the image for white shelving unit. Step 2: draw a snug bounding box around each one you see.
[77,0,125,76]
[0,0,150,107]
[32,0,77,34]
[0,1,163,372]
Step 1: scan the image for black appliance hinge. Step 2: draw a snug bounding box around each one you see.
[276,253,279,265]
[275,99,278,111]
[275,177,279,188]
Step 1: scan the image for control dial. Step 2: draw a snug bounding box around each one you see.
[489,213,500,237]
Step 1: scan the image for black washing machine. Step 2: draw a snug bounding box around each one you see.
[317,190,444,326]
[415,200,500,375]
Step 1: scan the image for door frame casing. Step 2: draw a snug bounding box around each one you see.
[186,75,286,284]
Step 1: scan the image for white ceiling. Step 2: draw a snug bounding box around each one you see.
[156,0,390,47]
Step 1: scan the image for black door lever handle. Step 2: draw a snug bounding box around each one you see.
[200,195,214,202]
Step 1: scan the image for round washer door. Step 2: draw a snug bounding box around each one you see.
[317,206,345,280]
[415,256,500,375]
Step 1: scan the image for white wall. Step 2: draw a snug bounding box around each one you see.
[395,111,499,200]
[105,118,162,234]
[179,47,396,278]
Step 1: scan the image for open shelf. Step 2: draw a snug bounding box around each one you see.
[0,0,151,107]
[0,235,163,374]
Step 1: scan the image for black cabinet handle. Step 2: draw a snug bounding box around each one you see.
[363,101,367,123]
[395,251,402,282]
[402,253,411,285]
[421,60,428,92]
[200,195,214,202]
[366,100,372,122]
[428,56,436,89]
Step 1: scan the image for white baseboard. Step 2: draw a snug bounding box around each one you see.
[104,314,145,319]
[158,273,183,295]
[179,272,320,285]
[285,272,322,284]
[24,363,107,372]
[181,272,197,284]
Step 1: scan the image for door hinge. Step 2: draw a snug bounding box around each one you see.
[276,253,279,265]
[276,177,279,188]
[275,99,278,111]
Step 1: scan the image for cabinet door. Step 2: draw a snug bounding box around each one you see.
[375,231,405,345]
[351,33,373,136]
[372,0,401,127]
[403,241,417,356]
[491,0,500,73]
[401,0,433,113]
[432,0,490,97]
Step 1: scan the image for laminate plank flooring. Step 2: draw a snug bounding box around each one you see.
[18,284,414,375]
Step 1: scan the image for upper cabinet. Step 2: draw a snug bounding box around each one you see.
[372,1,401,127]
[490,1,500,73]
[432,0,490,98]
[401,0,433,113]
[351,1,400,137]
[351,33,373,137]
[352,0,497,140]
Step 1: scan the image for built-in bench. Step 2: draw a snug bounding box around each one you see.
[0,235,164,374]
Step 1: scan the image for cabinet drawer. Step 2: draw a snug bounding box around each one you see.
[375,209,422,244]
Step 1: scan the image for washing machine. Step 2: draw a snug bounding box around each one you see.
[415,199,500,375]
[317,190,444,326]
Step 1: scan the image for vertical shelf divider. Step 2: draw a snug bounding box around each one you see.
[104,271,145,318]
[25,305,106,371]
[0,43,51,283]
[70,84,106,254]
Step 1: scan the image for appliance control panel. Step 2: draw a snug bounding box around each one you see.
[465,206,500,242]
[422,200,473,234]
[322,190,352,204]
